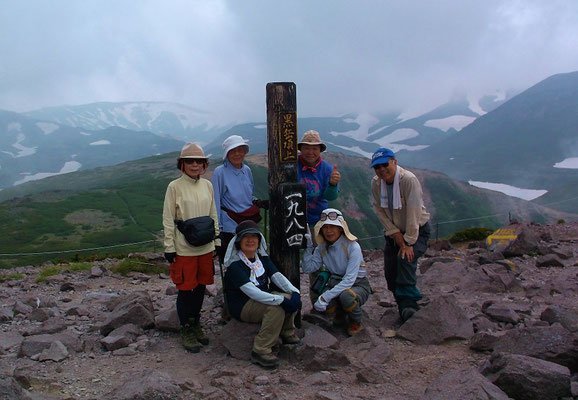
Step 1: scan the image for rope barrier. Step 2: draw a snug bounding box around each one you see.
[2,194,576,257]
[0,240,157,257]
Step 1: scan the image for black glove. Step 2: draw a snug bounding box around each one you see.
[253,199,270,210]
[164,252,176,264]
[280,293,300,313]
[290,292,302,309]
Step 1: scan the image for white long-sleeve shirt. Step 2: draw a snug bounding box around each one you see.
[302,235,365,304]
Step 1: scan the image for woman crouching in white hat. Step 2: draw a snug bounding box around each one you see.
[302,208,372,335]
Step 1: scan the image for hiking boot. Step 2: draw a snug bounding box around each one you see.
[347,322,363,336]
[400,307,417,322]
[190,317,209,345]
[181,325,201,353]
[250,351,280,369]
[281,334,301,345]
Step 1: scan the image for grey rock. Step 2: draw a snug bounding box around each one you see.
[99,290,155,335]
[536,254,565,268]
[18,334,63,358]
[101,324,143,351]
[23,315,67,336]
[0,331,24,353]
[502,228,539,258]
[483,304,521,324]
[102,368,183,399]
[397,295,474,345]
[0,376,34,400]
[28,307,56,322]
[37,340,69,362]
[480,352,571,400]
[421,367,510,400]
[154,308,180,332]
[540,306,578,332]
[0,306,13,322]
[487,325,578,371]
[301,323,338,349]
[219,319,260,361]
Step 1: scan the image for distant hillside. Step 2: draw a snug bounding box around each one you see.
[0,109,183,189]
[402,71,578,194]
[24,101,230,144]
[0,152,573,268]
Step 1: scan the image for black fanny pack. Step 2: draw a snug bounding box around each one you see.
[175,216,215,247]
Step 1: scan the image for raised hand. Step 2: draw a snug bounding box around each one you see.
[329,164,341,186]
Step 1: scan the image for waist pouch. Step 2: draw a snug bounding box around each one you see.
[175,216,215,247]
[222,204,262,224]
[310,271,331,294]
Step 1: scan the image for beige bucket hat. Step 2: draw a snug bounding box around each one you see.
[313,208,358,245]
[178,142,208,160]
[298,130,327,152]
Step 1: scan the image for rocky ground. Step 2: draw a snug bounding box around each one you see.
[0,221,577,400]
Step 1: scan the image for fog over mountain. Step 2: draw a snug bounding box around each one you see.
[1,2,578,125]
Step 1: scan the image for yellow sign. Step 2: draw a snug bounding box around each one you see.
[278,112,297,163]
[486,228,517,246]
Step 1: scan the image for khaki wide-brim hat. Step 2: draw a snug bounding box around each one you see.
[313,208,357,245]
[178,142,208,160]
[298,130,327,152]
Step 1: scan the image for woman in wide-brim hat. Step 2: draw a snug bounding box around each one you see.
[162,142,220,353]
[301,208,372,336]
[223,220,301,369]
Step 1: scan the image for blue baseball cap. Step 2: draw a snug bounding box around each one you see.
[370,148,395,168]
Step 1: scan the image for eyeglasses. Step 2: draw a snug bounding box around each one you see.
[183,159,205,165]
[320,211,342,221]
[373,161,390,170]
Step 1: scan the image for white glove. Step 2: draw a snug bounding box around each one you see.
[313,296,328,312]
[304,233,313,248]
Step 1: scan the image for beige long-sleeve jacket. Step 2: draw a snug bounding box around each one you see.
[162,174,220,255]
[371,166,430,245]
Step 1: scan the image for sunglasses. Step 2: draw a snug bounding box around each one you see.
[320,211,342,221]
[183,159,205,165]
[373,161,390,170]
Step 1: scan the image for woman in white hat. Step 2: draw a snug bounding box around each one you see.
[211,135,267,263]
[162,142,220,353]
[301,208,372,336]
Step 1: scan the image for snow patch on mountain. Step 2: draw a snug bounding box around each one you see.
[14,161,82,185]
[253,125,266,129]
[332,144,373,158]
[2,133,37,158]
[467,93,486,116]
[89,140,111,146]
[80,132,91,136]
[424,115,476,132]
[553,157,578,169]
[335,113,380,141]
[468,180,547,201]
[373,128,428,152]
[36,122,59,135]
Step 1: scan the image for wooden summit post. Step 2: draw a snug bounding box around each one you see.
[266,82,306,306]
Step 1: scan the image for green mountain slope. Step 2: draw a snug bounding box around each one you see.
[0,152,574,268]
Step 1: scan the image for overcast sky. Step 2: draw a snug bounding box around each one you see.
[1,1,577,125]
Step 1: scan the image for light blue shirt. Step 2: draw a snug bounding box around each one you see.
[302,235,365,303]
[211,161,255,233]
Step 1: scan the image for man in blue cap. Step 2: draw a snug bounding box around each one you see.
[369,148,431,322]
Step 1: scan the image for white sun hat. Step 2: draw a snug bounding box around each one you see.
[313,208,358,245]
[222,135,250,160]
